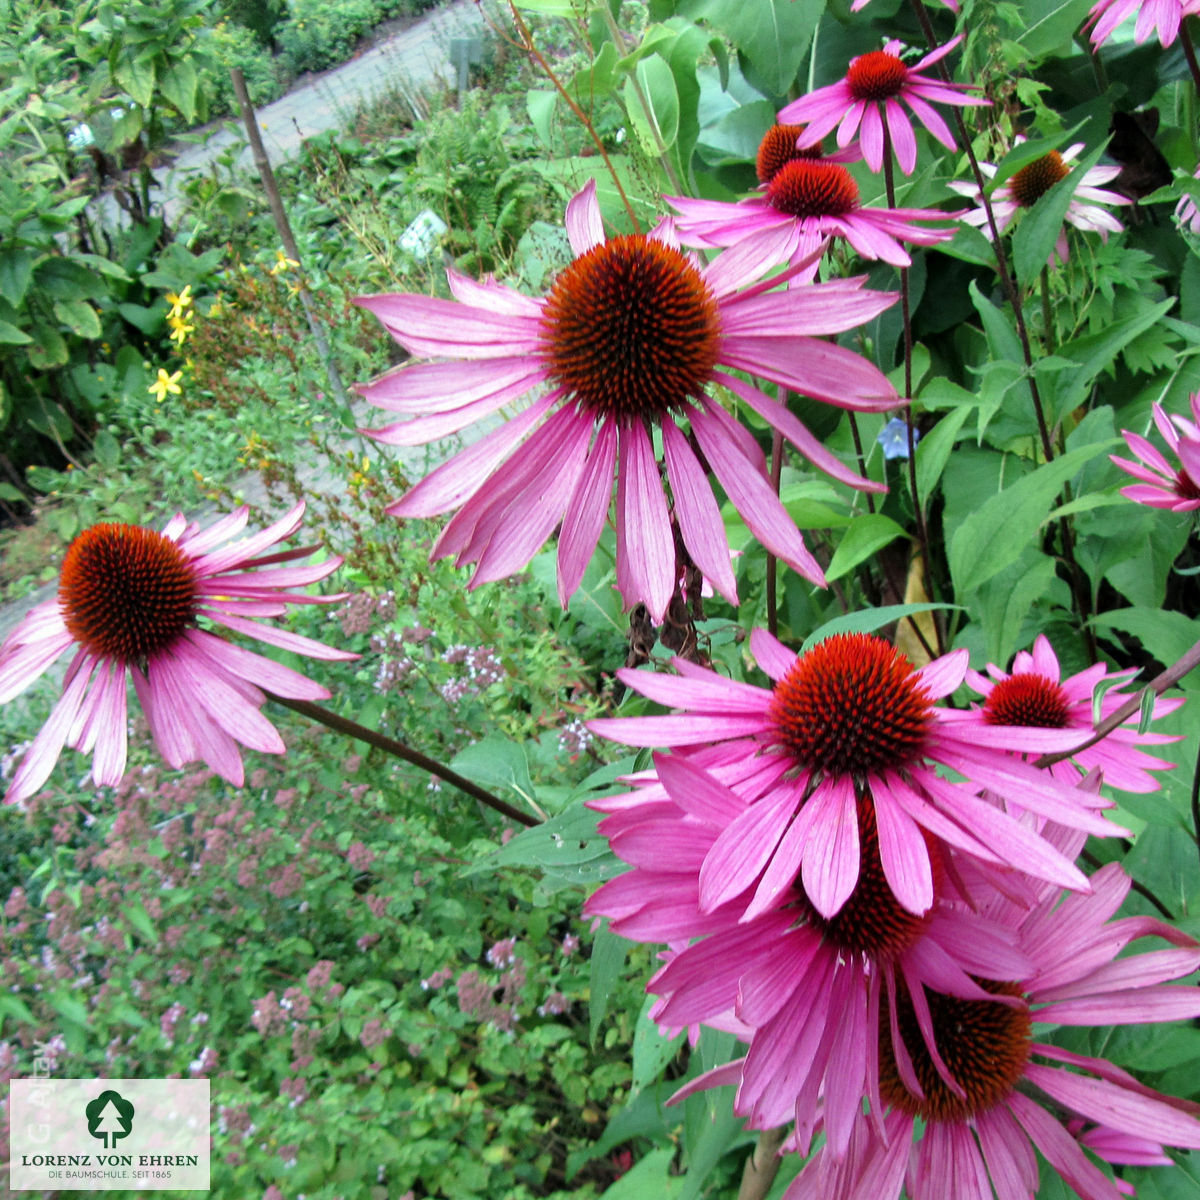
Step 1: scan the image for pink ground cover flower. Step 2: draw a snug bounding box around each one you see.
[1087,0,1200,47]
[356,181,900,621]
[961,634,1181,792]
[784,849,1200,1200]
[948,141,1128,264]
[1111,392,1200,511]
[669,158,960,283]
[585,750,1038,1158]
[0,502,353,803]
[779,37,988,175]
[589,629,1124,925]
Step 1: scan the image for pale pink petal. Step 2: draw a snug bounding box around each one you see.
[565,178,604,256]
[616,421,675,621]
[557,421,617,606]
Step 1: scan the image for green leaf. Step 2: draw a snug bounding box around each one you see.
[1091,608,1200,674]
[1012,141,1107,285]
[0,319,31,344]
[974,550,1058,666]
[825,513,908,582]
[474,801,623,888]
[690,0,825,96]
[93,428,121,469]
[450,734,536,807]
[599,1147,681,1199]
[632,994,685,1093]
[989,121,1086,188]
[113,53,156,107]
[53,297,101,339]
[122,899,157,944]
[622,54,680,157]
[158,57,197,122]
[800,603,961,652]
[915,406,971,499]
[0,247,36,307]
[948,442,1107,596]
[527,89,558,147]
[1017,0,1093,57]
[0,993,37,1030]
[27,322,68,368]
[589,923,627,1045]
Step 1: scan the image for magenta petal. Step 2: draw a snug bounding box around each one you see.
[1007,1092,1119,1199]
[354,292,542,359]
[874,786,933,915]
[5,657,94,804]
[749,627,798,682]
[698,786,800,912]
[799,775,860,918]
[557,420,617,606]
[655,753,747,825]
[565,178,604,256]
[616,422,675,622]
[662,420,739,604]
[692,403,826,587]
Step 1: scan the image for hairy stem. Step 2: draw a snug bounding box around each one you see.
[267,693,539,827]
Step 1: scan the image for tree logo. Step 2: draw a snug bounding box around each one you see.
[85,1089,135,1149]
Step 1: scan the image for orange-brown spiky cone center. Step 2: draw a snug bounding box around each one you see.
[1008,151,1070,208]
[59,524,197,663]
[756,124,823,184]
[766,160,860,219]
[984,674,1070,728]
[541,236,722,423]
[879,979,1032,1122]
[768,633,933,775]
[796,788,938,959]
[847,51,909,102]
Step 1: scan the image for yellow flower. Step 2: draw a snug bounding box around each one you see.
[165,285,193,319]
[167,314,194,346]
[268,249,300,276]
[148,368,183,404]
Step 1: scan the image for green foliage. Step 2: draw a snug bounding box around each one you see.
[276,0,381,73]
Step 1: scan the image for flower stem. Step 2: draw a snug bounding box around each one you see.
[847,414,876,515]
[737,1126,788,1200]
[1181,19,1200,98]
[266,693,539,827]
[880,122,942,654]
[1034,636,1200,768]
[1039,264,1052,350]
[907,0,1099,663]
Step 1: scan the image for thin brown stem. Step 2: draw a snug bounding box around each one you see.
[1034,637,1200,768]
[1080,848,1175,920]
[847,414,876,515]
[267,693,539,827]
[737,1126,788,1200]
[907,0,1098,662]
[504,2,641,231]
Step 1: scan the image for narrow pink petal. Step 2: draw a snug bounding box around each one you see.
[798,775,859,918]
[358,357,540,415]
[976,1106,1039,1198]
[614,663,772,715]
[445,268,543,317]
[353,293,542,359]
[181,630,328,702]
[1008,1092,1121,1200]
[692,403,825,586]
[914,646,968,697]
[903,91,957,152]
[616,421,676,622]
[175,506,249,555]
[882,771,1004,863]
[167,643,283,754]
[565,179,604,256]
[655,752,747,825]
[386,393,557,517]
[744,785,825,920]
[874,785,933,914]
[1026,1064,1200,1149]
[369,382,536,445]
[207,612,356,662]
[83,661,128,786]
[557,420,616,606]
[735,924,820,1025]
[147,658,245,784]
[1037,989,1200,1026]
[589,713,766,746]
[698,786,801,912]
[194,502,305,577]
[749,627,797,682]
[662,419,739,604]
[883,99,917,174]
[859,102,885,171]
[4,658,94,803]
[715,371,884,492]
[0,626,76,703]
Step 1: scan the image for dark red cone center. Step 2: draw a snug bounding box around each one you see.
[847,51,909,102]
[879,980,1032,1122]
[756,124,823,184]
[769,633,933,776]
[984,673,1070,728]
[60,524,197,663]
[1008,151,1071,208]
[541,236,721,422]
[766,161,860,219]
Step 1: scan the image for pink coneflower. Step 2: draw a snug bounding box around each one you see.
[948,141,1128,264]
[1087,0,1200,48]
[589,629,1123,924]
[1178,164,1200,234]
[1111,392,1200,511]
[752,123,861,186]
[355,181,899,621]
[0,502,352,804]
[783,859,1200,1200]
[779,37,987,175]
[669,158,960,283]
[961,635,1181,792]
[585,753,1036,1158]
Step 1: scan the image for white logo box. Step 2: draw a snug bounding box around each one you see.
[9,1079,209,1191]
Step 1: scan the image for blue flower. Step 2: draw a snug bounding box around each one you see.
[877,417,916,460]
